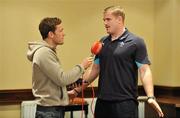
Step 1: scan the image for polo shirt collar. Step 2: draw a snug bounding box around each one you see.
[108,28,129,42]
[119,28,129,41]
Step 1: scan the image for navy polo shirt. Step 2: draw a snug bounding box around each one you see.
[95,29,151,102]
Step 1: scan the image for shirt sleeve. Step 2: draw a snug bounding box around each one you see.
[135,38,151,65]
[94,55,100,65]
[93,35,108,65]
[34,47,84,87]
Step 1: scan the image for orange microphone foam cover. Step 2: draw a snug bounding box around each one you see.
[91,41,102,55]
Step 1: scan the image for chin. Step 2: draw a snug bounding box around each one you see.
[106,31,111,34]
[106,29,111,33]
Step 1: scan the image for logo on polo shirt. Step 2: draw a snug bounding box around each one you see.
[119,42,124,47]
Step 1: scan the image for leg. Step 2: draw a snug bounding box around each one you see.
[36,105,64,118]
[95,99,138,118]
[113,100,138,118]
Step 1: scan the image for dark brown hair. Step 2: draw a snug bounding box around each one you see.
[39,17,62,40]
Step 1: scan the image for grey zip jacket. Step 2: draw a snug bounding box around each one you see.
[27,41,84,106]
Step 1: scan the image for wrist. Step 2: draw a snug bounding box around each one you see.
[147,96,156,101]
[73,88,80,95]
[83,80,89,84]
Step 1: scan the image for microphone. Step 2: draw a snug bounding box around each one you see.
[67,41,102,90]
[67,41,103,90]
[91,41,103,56]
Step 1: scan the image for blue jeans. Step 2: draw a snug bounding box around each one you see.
[36,105,65,118]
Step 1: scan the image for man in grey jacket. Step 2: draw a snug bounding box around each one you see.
[27,17,93,118]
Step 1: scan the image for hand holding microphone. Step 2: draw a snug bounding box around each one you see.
[67,56,93,91]
[81,57,93,70]
[81,40,103,69]
[68,40,103,99]
[68,41,100,89]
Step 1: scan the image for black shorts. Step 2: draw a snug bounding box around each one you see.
[95,99,138,118]
[36,105,65,118]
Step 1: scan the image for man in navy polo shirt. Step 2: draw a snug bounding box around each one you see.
[70,6,164,118]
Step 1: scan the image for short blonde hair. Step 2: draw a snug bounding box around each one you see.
[104,6,125,21]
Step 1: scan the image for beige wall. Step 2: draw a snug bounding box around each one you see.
[0,0,180,117]
[154,0,172,85]
[154,0,180,86]
[171,0,180,86]
[0,105,20,118]
[173,0,180,86]
[0,0,155,90]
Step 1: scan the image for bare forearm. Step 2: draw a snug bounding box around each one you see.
[140,65,154,97]
[74,64,99,92]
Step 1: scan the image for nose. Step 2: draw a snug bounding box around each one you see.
[104,20,108,26]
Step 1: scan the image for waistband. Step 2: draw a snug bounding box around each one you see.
[97,98,138,105]
[36,105,65,112]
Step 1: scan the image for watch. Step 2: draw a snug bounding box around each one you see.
[147,96,156,101]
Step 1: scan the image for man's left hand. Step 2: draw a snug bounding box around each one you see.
[147,98,164,117]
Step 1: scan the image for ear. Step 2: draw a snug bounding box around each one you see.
[48,31,54,38]
[117,16,122,22]
[117,16,124,24]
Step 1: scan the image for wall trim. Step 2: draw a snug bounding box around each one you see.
[0,89,34,105]
[0,86,180,105]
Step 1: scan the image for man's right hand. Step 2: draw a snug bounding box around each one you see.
[68,89,78,100]
[81,57,93,69]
